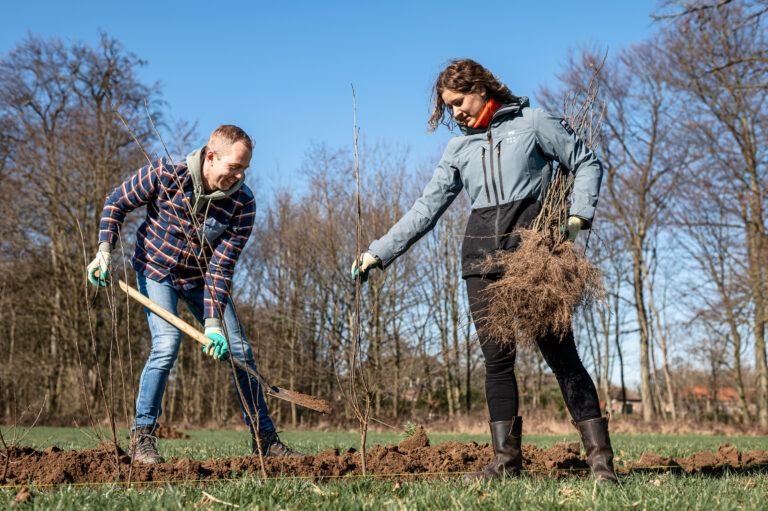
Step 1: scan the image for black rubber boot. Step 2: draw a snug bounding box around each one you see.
[129,426,165,464]
[574,417,619,484]
[462,417,523,481]
[252,429,304,458]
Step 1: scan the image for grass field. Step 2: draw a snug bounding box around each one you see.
[1,427,766,510]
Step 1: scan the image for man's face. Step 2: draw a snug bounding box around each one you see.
[441,88,487,127]
[203,141,252,192]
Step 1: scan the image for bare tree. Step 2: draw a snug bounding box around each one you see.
[415,164,469,417]
[676,190,754,422]
[541,41,690,421]
[0,32,159,420]
[660,0,768,426]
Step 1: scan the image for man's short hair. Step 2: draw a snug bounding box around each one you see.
[207,125,253,155]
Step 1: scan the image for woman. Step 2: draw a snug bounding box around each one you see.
[351,59,617,484]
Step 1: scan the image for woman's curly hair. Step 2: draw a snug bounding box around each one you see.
[428,59,519,132]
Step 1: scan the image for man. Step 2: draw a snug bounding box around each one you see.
[87,125,301,463]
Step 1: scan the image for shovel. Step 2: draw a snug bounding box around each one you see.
[116,278,331,414]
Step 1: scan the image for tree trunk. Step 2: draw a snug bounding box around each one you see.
[648,328,663,418]
[440,327,454,417]
[47,244,61,415]
[747,215,768,427]
[5,302,17,418]
[393,330,400,418]
[614,293,627,415]
[632,244,653,421]
[449,279,462,415]
[643,271,675,420]
[725,311,752,423]
[599,304,612,416]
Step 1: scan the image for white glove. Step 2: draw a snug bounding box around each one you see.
[564,216,586,242]
[350,252,381,283]
[87,243,112,287]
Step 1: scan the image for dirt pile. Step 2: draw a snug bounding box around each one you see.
[1,434,766,487]
[625,443,768,473]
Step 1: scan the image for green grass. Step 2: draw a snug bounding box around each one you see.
[1,428,767,510]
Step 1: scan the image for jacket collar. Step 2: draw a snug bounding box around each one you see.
[459,96,529,136]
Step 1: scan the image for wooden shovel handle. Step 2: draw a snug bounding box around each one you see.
[114,278,332,414]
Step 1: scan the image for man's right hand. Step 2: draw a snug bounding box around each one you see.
[203,325,229,361]
[87,247,111,287]
[350,253,381,283]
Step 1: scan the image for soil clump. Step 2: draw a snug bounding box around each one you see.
[1,433,766,487]
[624,442,768,474]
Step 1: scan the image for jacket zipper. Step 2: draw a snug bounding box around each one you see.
[487,130,501,249]
[480,148,492,204]
[496,142,505,201]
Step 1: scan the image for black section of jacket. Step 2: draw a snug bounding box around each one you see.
[461,198,541,278]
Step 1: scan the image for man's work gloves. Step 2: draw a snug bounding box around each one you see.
[87,243,112,287]
[564,216,585,243]
[203,319,229,361]
[350,253,381,283]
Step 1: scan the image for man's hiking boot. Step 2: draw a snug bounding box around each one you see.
[129,426,165,464]
[462,417,523,481]
[574,416,619,485]
[252,429,304,458]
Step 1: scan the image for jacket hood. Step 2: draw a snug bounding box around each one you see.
[186,146,245,215]
[459,96,530,136]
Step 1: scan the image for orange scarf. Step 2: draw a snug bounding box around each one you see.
[472,98,502,129]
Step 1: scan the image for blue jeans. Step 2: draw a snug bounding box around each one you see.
[133,273,275,434]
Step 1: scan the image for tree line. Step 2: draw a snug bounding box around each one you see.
[1,1,766,430]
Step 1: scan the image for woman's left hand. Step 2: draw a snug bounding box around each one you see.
[564,216,585,242]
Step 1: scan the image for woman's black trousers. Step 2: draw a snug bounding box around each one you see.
[466,275,602,422]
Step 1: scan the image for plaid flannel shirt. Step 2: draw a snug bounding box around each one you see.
[98,157,256,320]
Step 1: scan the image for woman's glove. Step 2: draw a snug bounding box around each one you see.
[350,253,381,283]
[564,216,586,242]
[203,319,229,361]
[87,243,112,287]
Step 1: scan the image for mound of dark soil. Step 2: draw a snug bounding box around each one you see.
[625,443,768,473]
[1,434,765,487]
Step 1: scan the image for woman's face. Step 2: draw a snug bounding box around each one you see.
[441,88,487,127]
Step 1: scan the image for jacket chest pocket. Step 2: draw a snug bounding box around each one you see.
[499,129,536,174]
[202,216,228,245]
[493,129,538,199]
[184,216,228,264]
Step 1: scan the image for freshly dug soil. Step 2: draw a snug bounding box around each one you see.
[1,430,766,487]
[625,442,768,473]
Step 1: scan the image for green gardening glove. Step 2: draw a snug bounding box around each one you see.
[86,242,112,287]
[350,252,381,283]
[203,320,229,361]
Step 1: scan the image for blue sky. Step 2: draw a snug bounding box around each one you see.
[5,0,658,194]
[5,0,660,387]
